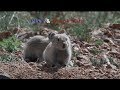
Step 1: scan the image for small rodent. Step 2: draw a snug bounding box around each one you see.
[23,35,50,62]
[43,30,72,67]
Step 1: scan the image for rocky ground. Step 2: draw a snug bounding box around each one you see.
[0,24,120,79]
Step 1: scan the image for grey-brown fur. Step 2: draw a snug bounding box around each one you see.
[23,35,50,62]
[43,31,72,67]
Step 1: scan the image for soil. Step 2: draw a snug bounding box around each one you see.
[0,25,120,79]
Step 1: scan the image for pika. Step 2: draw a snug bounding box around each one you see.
[23,35,50,62]
[43,30,72,67]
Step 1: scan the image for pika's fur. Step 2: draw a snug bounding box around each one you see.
[23,35,50,62]
[43,30,72,67]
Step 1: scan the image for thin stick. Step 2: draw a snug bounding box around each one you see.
[9,12,16,25]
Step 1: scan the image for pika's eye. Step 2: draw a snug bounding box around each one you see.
[57,38,60,41]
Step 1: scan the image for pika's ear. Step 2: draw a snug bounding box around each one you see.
[48,32,56,40]
[58,30,66,34]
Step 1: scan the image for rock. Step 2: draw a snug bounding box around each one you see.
[105,64,117,69]
[0,75,10,79]
[0,69,11,79]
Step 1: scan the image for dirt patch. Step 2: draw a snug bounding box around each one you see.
[0,60,120,79]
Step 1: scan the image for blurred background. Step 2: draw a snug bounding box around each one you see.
[0,11,120,41]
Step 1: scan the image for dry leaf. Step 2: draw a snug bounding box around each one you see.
[109,24,120,29]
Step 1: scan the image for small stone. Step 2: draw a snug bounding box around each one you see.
[106,64,116,69]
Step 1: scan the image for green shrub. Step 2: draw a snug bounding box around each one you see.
[0,35,22,53]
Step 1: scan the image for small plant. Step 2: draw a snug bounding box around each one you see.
[100,58,107,64]
[0,35,22,52]
[90,58,107,67]
[0,54,18,62]
[89,47,102,55]
[90,58,101,67]
[94,39,104,46]
[70,24,91,42]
